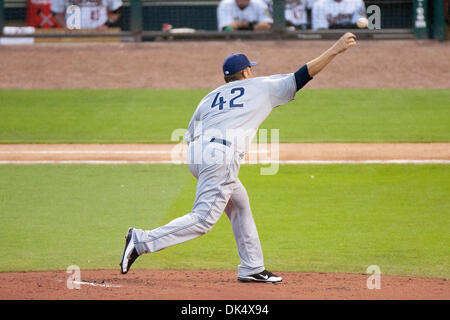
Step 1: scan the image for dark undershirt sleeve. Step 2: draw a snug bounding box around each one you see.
[294,64,313,91]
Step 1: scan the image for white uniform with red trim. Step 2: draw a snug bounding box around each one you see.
[263,0,316,27]
[311,0,366,30]
[285,0,309,26]
[51,0,122,29]
[217,0,273,30]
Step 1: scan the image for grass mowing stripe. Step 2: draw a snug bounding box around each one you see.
[119,164,449,278]
[130,175,240,271]
[0,164,192,271]
[0,89,449,143]
[264,89,450,142]
[0,90,203,144]
[0,164,448,277]
[245,164,450,278]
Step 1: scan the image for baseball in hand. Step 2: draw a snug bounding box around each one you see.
[356,17,369,29]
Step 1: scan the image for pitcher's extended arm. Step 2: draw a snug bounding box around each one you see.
[294,33,357,91]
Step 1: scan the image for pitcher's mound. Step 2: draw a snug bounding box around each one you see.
[0,270,448,300]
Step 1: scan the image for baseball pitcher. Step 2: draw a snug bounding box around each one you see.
[120,33,357,283]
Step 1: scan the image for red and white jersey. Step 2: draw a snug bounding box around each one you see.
[263,0,315,27]
[311,0,365,30]
[217,0,273,30]
[285,0,308,26]
[51,0,122,29]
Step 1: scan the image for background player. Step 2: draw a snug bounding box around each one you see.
[218,0,273,31]
[51,0,123,30]
[312,0,366,30]
[120,32,357,283]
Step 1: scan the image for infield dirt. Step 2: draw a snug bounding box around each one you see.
[0,143,449,163]
[0,40,449,90]
[0,270,448,300]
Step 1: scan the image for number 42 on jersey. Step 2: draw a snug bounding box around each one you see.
[211,87,245,110]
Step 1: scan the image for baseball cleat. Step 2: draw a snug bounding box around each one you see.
[119,227,139,274]
[238,270,282,283]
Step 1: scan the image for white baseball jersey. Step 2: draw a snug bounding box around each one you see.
[305,0,319,9]
[135,73,296,278]
[263,0,315,26]
[217,0,273,30]
[184,74,297,153]
[285,0,308,26]
[311,0,365,30]
[51,0,122,29]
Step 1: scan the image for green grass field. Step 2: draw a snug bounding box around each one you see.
[0,88,448,279]
[0,164,448,278]
[0,89,449,143]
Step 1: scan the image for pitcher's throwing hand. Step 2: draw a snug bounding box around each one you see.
[333,32,357,54]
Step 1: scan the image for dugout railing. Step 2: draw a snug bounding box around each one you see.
[0,0,447,42]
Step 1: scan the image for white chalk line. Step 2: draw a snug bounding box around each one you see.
[274,160,450,164]
[0,150,181,154]
[0,160,179,164]
[56,279,122,288]
[73,281,122,288]
[1,160,449,165]
[0,150,266,154]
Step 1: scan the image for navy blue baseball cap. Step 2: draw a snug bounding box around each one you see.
[223,53,258,76]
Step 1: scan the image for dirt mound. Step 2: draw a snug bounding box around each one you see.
[0,269,448,300]
[1,40,449,90]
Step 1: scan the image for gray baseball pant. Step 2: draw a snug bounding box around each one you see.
[132,140,265,277]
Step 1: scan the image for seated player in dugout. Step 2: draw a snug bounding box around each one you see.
[284,0,311,30]
[264,0,315,30]
[51,0,123,30]
[217,0,273,31]
[312,0,366,30]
